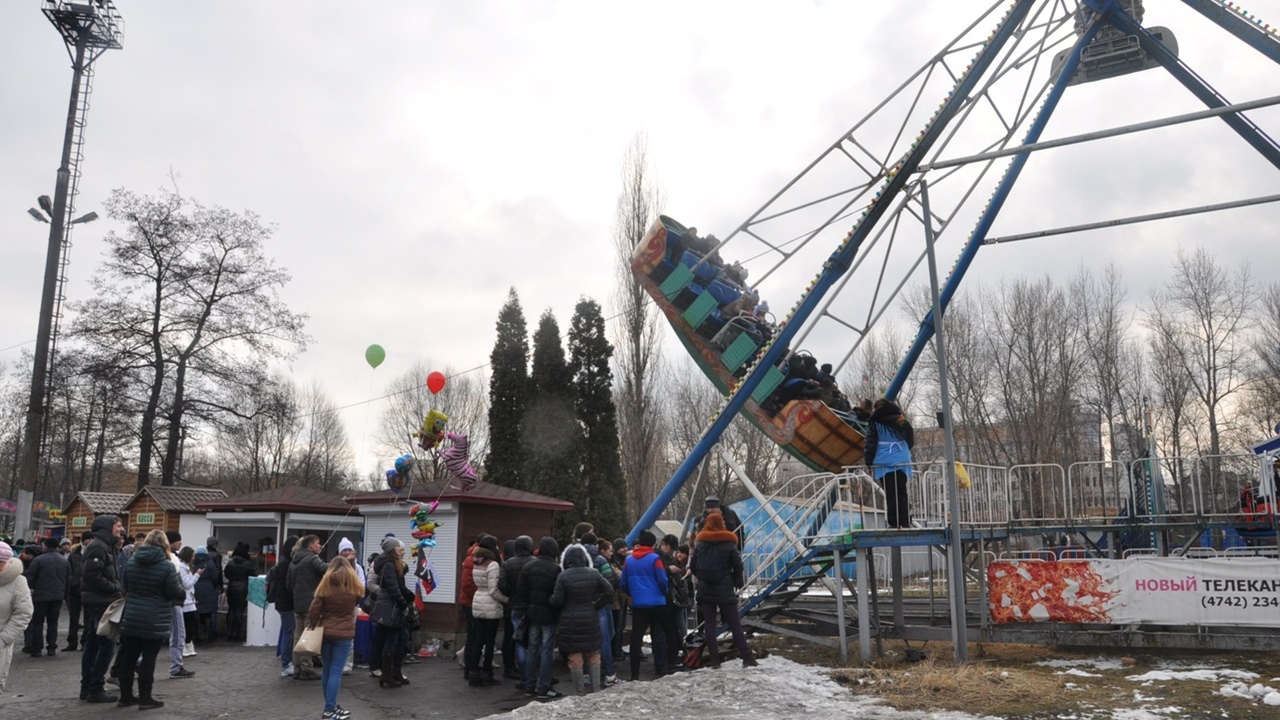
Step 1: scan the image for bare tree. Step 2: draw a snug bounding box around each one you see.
[71,187,309,489]
[1144,248,1255,461]
[990,276,1090,467]
[215,373,299,493]
[1076,264,1146,463]
[293,382,355,493]
[611,135,667,523]
[1239,282,1280,438]
[376,363,489,486]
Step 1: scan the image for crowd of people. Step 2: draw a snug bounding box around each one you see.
[436,511,760,703]
[0,499,773,718]
[0,516,274,708]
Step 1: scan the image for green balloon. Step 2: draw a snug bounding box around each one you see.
[365,344,386,369]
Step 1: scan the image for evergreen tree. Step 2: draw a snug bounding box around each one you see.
[569,298,628,542]
[524,309,582,541]
[483,288,529,490]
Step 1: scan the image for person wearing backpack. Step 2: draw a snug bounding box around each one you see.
[692,511,757,669]
[267,535,299,678]
[864,398,915,529]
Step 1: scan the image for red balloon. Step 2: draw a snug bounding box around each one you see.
[426,371,446,394]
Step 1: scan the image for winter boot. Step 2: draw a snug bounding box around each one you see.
[393,652,410,685]
[587,663,601,694]
[569,667,585,696]
[379,649,403,688]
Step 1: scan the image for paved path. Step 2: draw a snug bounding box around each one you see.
[3,618,541,719]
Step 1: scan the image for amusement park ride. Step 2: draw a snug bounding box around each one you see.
[630,0,1280,661]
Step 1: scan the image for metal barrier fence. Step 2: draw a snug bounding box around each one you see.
[733,453,1277,594]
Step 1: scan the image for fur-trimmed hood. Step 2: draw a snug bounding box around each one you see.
[696,511,738,545]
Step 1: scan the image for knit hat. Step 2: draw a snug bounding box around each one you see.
[60,537,72,547]
[636,530,657,547]
[381,536,402,554]
[206,536,219,548]
[195,546,208,555]
[165,531,182,544]
[338,538,355,553]
[705,495,721,508]
[0,541,12,564]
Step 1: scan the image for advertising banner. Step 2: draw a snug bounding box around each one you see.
[988,557,1280,627]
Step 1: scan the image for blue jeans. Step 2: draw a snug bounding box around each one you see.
[524,622,557,694]
[320,638,352,713]
[509,610,526,673]
[169,606,185,674]
[80,603,116,696]
[597,607,614,676]
[277,610,295,668]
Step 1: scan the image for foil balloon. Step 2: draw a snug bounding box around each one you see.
[413,409,449,451]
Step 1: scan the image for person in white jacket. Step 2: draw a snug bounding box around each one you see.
[466,535,507,687]
[167,533,198,678]
[0,541,35,693]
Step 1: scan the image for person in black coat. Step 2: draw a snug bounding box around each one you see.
[550,545,613,695]
[514,536,560,698]
[222,543,257,642]
[691,511,756,668]
[117,530,184,710]
[192,547,221,643]
[24,537,69,657]
[80,514,124,703]
[497,535,534,681]
[270,535,299,678]
[65,531,91,651]
[370,538,410,688]
[286,535,327,679]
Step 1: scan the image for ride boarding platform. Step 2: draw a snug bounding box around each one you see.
[729,454,1280,662]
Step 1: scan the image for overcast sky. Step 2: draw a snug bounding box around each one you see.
[3,1,1279,476]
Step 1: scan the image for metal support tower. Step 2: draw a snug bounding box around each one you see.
[15,0,123,540]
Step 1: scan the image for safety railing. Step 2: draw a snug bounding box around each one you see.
[1008,464,1069,525]
[733,453,1278,600]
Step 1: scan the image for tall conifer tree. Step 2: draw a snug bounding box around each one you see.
[525,309,582,540]
[483,288,529,489]
[569,298,627,541]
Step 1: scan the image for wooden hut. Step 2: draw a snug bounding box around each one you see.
[62,492,133,534]
[121,486,227,540]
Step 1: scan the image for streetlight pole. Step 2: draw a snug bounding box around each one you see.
[15,1,121,540]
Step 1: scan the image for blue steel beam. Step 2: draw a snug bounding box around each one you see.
[626,0,1040,545]
[1110,9,1280,170]
[1179,0,1280,66]
[884,15,1104,401]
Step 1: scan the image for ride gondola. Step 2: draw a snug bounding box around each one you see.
[631,215,866,474]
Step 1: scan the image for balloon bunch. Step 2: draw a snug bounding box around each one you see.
[412,371,450,450]
[384,452,414,495]
[408,500,442,549]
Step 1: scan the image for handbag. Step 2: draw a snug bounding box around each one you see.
[98,597,126,642]
[370,599,404,628]
[293,624,324,655]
